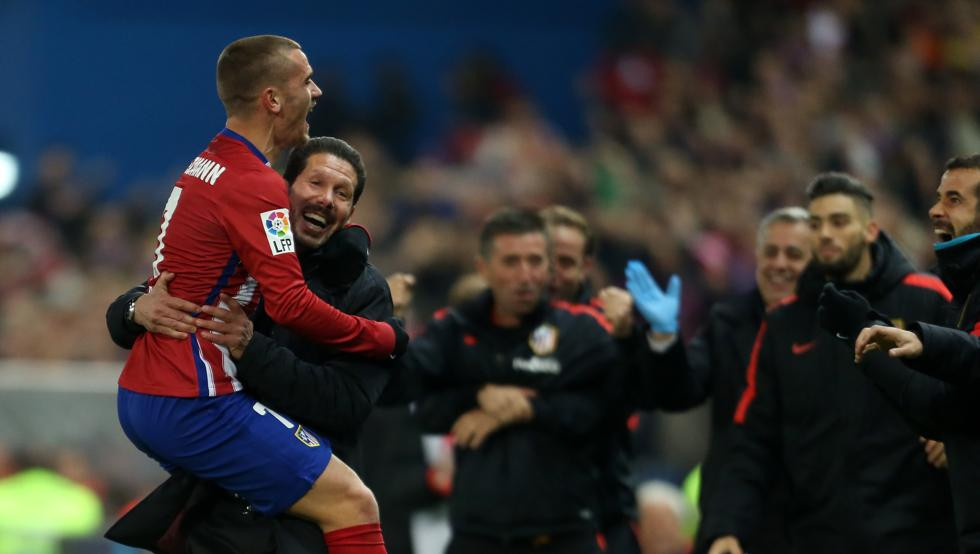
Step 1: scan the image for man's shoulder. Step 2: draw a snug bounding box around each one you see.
[349,265,393,315]
[214,161,282,189]
[548,299,613,336]
[764,293,804,318]
[178,146,281,195]
[710,289,763,325]
[897,272,953,303]
[360,264,389,293]
[759,295,810,340]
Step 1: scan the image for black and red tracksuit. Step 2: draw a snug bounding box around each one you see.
[407,290,619,552]
[632,288,792,554]
[701,233,958,553]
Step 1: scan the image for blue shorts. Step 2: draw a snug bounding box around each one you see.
[117,388,331,515]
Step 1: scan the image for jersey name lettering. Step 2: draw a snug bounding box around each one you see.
[183,156,227,185]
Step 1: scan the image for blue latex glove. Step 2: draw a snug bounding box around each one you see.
[625,260,681,333]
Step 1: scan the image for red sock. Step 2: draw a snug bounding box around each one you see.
[323,523,387,553]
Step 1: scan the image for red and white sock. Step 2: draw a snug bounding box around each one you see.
[323,522,387,553]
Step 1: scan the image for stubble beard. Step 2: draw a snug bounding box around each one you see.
[812,240,865,282]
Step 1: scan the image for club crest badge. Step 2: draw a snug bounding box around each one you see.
[528,324,559,356]
[260,209,295,256]
[295,425,321,448]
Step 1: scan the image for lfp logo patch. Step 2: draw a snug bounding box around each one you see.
[260,209,295,255]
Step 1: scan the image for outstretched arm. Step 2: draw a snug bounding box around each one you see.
[858,321,980,388]
[621,260,711,410]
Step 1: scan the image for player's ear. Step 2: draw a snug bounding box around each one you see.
[261,86,282,114]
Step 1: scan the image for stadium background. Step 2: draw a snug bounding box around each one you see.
[0,0,978,551]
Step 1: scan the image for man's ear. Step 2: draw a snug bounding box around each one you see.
[260,86,282,115]
[865,220,880,243]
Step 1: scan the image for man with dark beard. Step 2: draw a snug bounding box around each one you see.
[701,173,958,554]
[821,155,980,551]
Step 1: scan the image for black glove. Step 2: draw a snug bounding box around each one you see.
[385,316,409,359]
[817,282,891,346]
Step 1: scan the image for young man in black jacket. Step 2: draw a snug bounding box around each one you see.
[105,137,399,553]
[823,154,980,552]
[405,208,620,554]
[698,173,958,554]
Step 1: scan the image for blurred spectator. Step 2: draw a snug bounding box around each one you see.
[635,480,694,554]
[0,450,104,554]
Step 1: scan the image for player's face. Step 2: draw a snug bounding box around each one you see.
[275,49,322,149]
[289,153,356,250]
[929,168,980,242]
[807,193,877,280]
[478,232,550,321]
[755,221,811,308]
[548,224,591,302]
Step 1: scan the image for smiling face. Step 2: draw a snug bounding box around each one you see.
[807,193,878,281]
[273,49,322,150]
[547,224,593,301]
[755,220,811,308]
[929,168,980,242]
[289,152,357,250]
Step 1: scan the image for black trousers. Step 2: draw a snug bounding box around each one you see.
[446,530,602,554]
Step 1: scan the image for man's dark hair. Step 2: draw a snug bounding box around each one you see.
[945,154,980,172]
[479,208,547,258]
[283,137,367,204]
[216,35,301,117]
[944,154,980,210]
[805,172,874,216]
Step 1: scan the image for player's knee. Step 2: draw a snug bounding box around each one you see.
[343,479,379,522]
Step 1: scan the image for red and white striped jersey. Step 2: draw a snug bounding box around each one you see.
[119,129,395,397]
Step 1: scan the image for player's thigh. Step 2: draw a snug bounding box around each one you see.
[119,389,331,515]
[289,454,378,530]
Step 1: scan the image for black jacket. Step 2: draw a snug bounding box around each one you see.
[858,234,980,552]
[639,289,790,554]
[105,226,397,554]
[568,284,670,530]
[407,290,619,539]
[702,233,958,553]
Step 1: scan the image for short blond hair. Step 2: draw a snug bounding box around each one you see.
[539,205,595,256]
